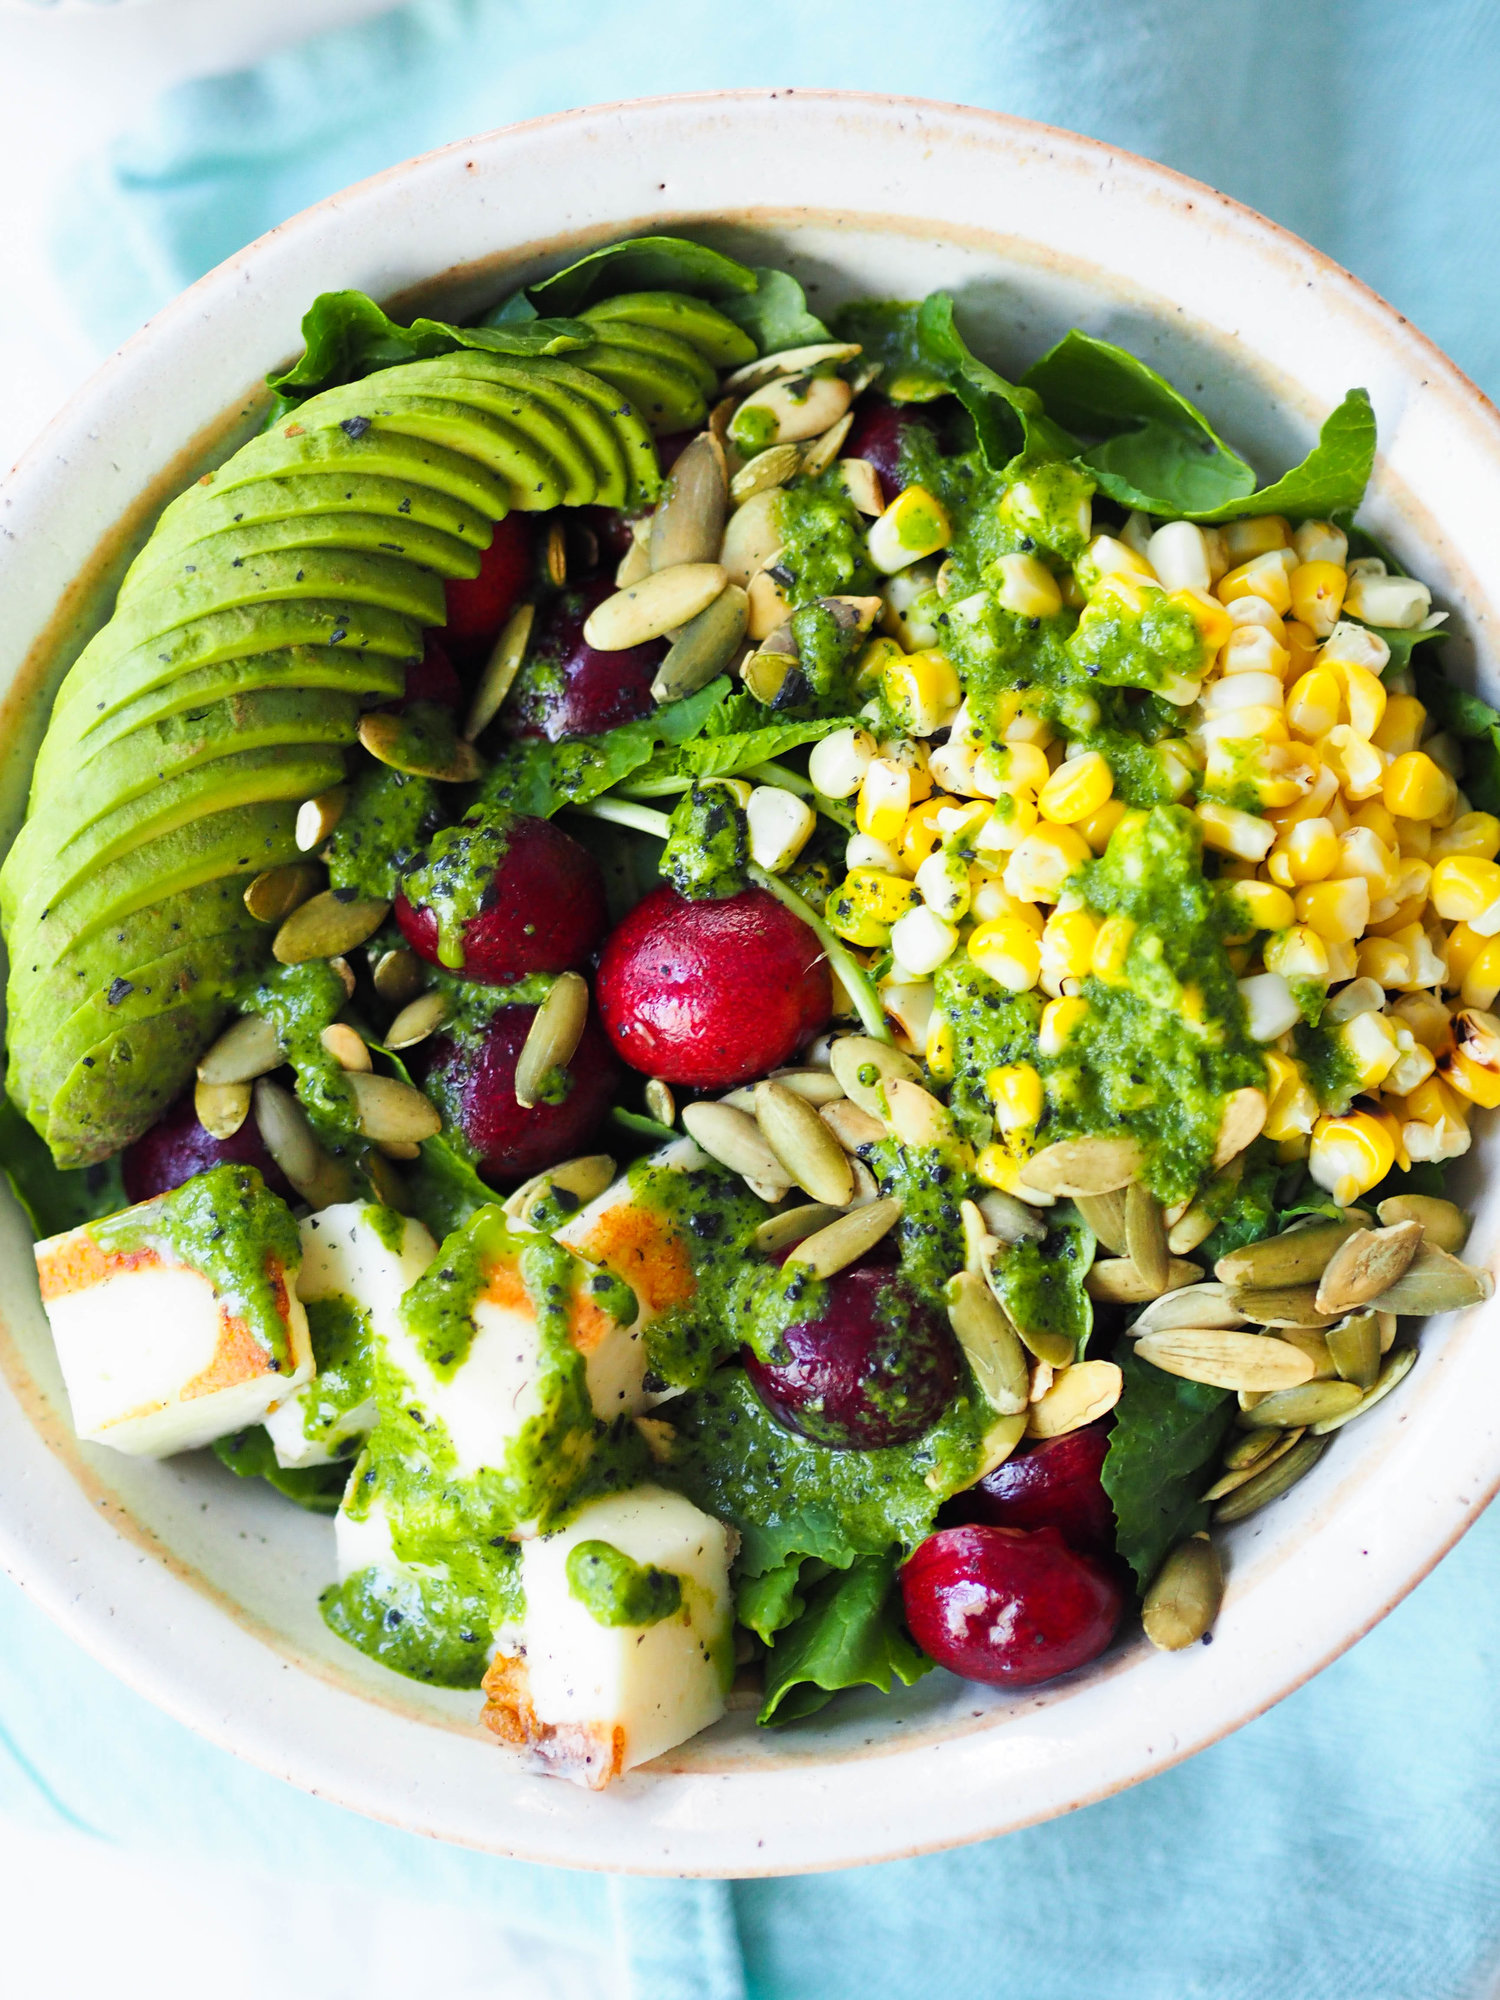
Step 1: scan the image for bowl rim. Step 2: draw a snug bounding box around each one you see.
[3,85,1500,1876]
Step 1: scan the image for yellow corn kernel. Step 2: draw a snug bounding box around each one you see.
[1308,1110,1397,1204]
[1356,935,1415,988]
[1220,624,1291,682]
[1372,695,1428,759]
[854,635,906,696]
[1444,921,1487,989]
[1267,762,1340,831]
[1267,816,1339,888]
[897,794,962,871]
[967,917,1043,991]
[1443,1045,1500,1110]
[1157,739,1204,801]
[1169,586,1235,651]
[1285,667,1342,740]
[1224,516,1292,561]
[990,740,1051,793]
[1263,1051,1319,1142]
[1403,1073,1469,1128]
[988,1062,1045,1135]
[1077,796,1128,854]
[1090,912,1137,983]
[1383,751,1456,824]
[1334,827,1398,901]
[1432,811,1500,861]
[1431,855,1500,922]
[1078,533,1156,591]
[826,867,921,946]
[925,1011,957,1085]
[867,484,952,574]
[1350,797,1398,845]
[1038,994,1090,1057]
[1295,876,1370,943]
[1039,907,1100,993]
[1039,751,1113,826]
[1321,725,1387,802]
[883,650,962,739]
[1385,1038,1438,1098]
[1288,560,1347,638]
[1338,663,1387,741]
[1264,924,1331,981]
[1391,991,1454,1051]
[1337,1011,1402,1091]
[1196,800,1276,863]
[969,870,1045,931]
[1227,879,1296,933]
[1460,936,1500,1010]
[992,551,1064,619]
[856,757,913,841]
[1217,551,1294,615]
[1282,619,1320,681]
[1002,824,1091,903]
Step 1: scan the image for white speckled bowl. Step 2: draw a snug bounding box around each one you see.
[3,91,1499,1876]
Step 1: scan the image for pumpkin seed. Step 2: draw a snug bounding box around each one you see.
[1074,1188,1129,1256]
[1377,1192,1470,1253]
[1021,1135,1143,1197]
[1227,1282,1336,1328]
[829,1034,922,1117]
[1130,1283,1248,1336]
[799,410,855,479]
[1026,1359,1123,1439]
[747,567,793,640]
[721,488,787,587]
[295,787,347,853]
[960,1196,997,1277]
[1378,1309,1398,1352]
[1203,1436,1306,1504]
[644,1078,676,1127]
[968,1412,1029,1483]
[1126,1182,1170,1295]
[1276,1329,1337,1379]
[650,433,728,572]
[1084,1256,1203,1303]
[376,1139,421,1161]
[945,1270,1030,1416]
[682,1100,787,1184]
[347,1072,442,1144]
[977,1189,1048,1244]
[753,1202,843,1255]
[273,890,390,965]
[785,1197,902,1278]
[503,1153,617,1227]
[1028,1359,1055,1403]
[364,1151,414,1211]
[386,989,450,1051]
[329,955,357,1000]
[1215,1216,1366,1290]
[1142,1534,1224,1650]
[583,562,728,650]
[514,971,588,1110]
[1315,1219,1423,1314]
[1166,1199,1219,1256]
[1213,1434,1329,1522]
[651,583,748,703]
[358,707,484,783]
[742,648,792,704]
[1309,1343,1418,1434]
[1135,1328,1315,1393]
[724,341,863,392]
[320,1022,372,1072]
[848,1157,880,1204]
[616,533,653,589]
[372,946,425,1006]
[839,458,885,516]
[1223,1425,1291,1472]
[1212,1086,1267,1167]
[464,601,535,741]
[767,1068,847,1106]
[1325,1310,1382,1390]
[197,1012,283,1085]
[730,442,803,505]
[744,1174,792,1204]
[1238,1380,1363,1429]
[244,863,322,924]
[194,1078,250,1140]
[253,1079,353,1207]
[731,376,855,448]
[754,1080,855,1206]
[542,517,567,587]
[1369,1243,1494,1315]
[883,1077,956,1149]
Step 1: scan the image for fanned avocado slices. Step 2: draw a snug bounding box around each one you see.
[122,512,484,602]
[583,290,757,369]
[42,1004,237,1166]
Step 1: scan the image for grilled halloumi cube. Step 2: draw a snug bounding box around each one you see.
[481,1484,735,1788]
[34,1166,311,1458]
[264,1202,436,1470]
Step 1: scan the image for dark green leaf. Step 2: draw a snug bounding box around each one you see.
[1101,1338,1235,1590]
[758,1550,931,1724]
[370,1043,492,1240]
[1413,655,1500,812]
[917,293,1075,469]
[624,714,850,795]
[736,1555,809,1645]
[0,1094,126,1238]
[265,289,592,400]
[719,266,831,352]
[496,235,759,318]
[477,679,732,817]
[212,1423,349,1514]
[1195,389,1376,524]
[610,1106,677,1145]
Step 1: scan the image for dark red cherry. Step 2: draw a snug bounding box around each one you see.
[122,1090,296,1207]
[421,1002,621,1183]
[578,506,640,565]
[743,1265,959,1450]
[901,1524,1125,1687]
[842,399,938,496]
[443,513,533,643]
[506,577,663,741]
[950,1425,1117,1562]
[399,634,463,711]
[395,814,607,985]
[595,884,831,1088]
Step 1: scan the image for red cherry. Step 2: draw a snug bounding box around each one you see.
[399,634,463,711]
[421,1003,621,1182]
[743,1265,959,1449]
[842,399,937,496]
[506,577,663,741]
[580,506,645,564]
[595,884,832,1088]
[443,514,533,642]
[950,1425,1117,1562]
[901,1524,1125,1688]
[122,1091,296,1207]
[395,814,607,985]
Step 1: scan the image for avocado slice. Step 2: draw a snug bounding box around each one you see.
[187,419,512,519]
[411,372,615,509]
[566,333,708,434]
[521,356,662,505]
[42,1001,234,1168]
[121,511,481,608]
[419,361,631,507]
[578,311,720,397]
[311,399,569,512]
[584,291,756,369]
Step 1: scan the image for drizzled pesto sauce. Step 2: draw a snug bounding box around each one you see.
[241,957,356,1146]
[399,807,515,969]
[663,783,749,900]
[298,1294,375,1450]
[324,765,446,902]
[566,1539,683,1626]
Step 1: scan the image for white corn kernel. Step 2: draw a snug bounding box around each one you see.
[809,726,877,800]
[1324,976,1385,1023]
[1202,670,1286,714]
[889,905,960,977]
[1294,521,1348,566]
[1343,573,1432,630]
[993,551,1063,619]
[746,785,816,874]
[1238,972,1302,1042]
[1196,801,1276,862]
[1321,621,1391,673]
[846,832,904,872]
[1146,521,1213,592]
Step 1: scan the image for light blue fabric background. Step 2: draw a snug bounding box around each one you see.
[13,2,1500,1994]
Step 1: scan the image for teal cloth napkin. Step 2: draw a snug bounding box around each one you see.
[17,2,1500,1994]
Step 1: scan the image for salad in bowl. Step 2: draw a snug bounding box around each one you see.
[4,230,1494,1789]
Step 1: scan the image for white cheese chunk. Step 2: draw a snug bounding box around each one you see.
[482,1485,735,1787]
[35,1207,311,1458]
[264,1202,436,1469]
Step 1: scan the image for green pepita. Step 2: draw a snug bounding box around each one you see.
[1073,1188,1129,1256]
[1215,1216,1366,1290]
[1142,1535,1224,1650]
[945,1270,1030,1416]
[1309,1344,1418,1434]
[1369,1243,1494,1316]
[1376,1193,1470,1253]
[1238,1380,1364,1429]
[1126,1181,1171,1295]
[1022,1135,1143,1197]
[1325,1310,1382,1390]
[1226,1282,1337,1329]
[1314,1220,1423,1315]
[1213,1434,1329,1522]
[1202,1426,1306,1500]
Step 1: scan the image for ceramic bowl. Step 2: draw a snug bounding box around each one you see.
[3,90,1499,1877]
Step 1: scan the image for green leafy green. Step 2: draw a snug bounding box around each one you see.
[495,234,759,318]
[212,1423,349,1513]
[478,679,732,818]
[0,1094,125,1238]
[622,714,849,796]
[736,1554,811,1645]
[918,294,1075,469]
[720,266,831,352]
[370,1043,493,1240]
[1415,654,1500,813]
[1198,389,1376,524]
[758,1551,931,1724]
[610,1106,677,1146]
[1102,1339,1235,1590]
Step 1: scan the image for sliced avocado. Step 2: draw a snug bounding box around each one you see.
[583,290,756,369]
[9,744,347,941]
[323,402,568,512]
[42,1001,232,1168]
[187,419,512,519]
[121,511,481,608]
[522,356,662,505]
[566,335,707,435]
[412,373,612,509]
[577,310,720,396]
[419,361,630,507]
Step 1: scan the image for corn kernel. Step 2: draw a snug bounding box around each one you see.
[1268,817,1338,887]
[1038,750,1113,826]
[925,1011,957,1083]
[1371,695,1427,760]
[969,871,1044,930]
[1156,739,1203,801]
[1288,561,1346,638]
[827,867,921,946]
[1268,763,1340,830]
[1344,571,1433,629]
[1432,855,1500,923]
[1196,800,1276,862]
[857,757,913,841]
[1203,669,1286,716]
[897,795,962,871]
[1308,1110,1397,1204]
[809,725,877,800]
[1078,796,1128,854]
[1383,751,1456,824]
[993,551,1063,619]
[988,1063,1044,1134]
[1038,994,1090,1056]
[1225,593,1287,638]
[1321,725,1388,802]
[1239,970,1301,1041]
[1090,912,1137,983]
[883,649,962,738]
[1461,935,1500,1010]
[1286,667,1342,739]
[890,904,959,977]
[1078,534,1156,592]
[1228,879,1296,933]
[1264,924,1330,982]
[1220,624,1291,681]
[1404,1073,1469,1128]
[1296,876,1370,943]
[975,791,1040,855]
[1336,663,1387,741]
[1218,550,1294,615]
[1443,1045,1500,1110]
[1282,619,1320,680]
[1167,585,1234,652]
[1385,1039,1437,1097]
[1390,991,1454,1051]
[1263,1051,1319,1141]
[1002,824,1091,903]
[1224,516,1292,561]
[1293,520,1348,566]
[1432,812,1500,861]
[1356,935,1414,988]
[1040,907,1100,994]
[990,740,1051,794]
[868,484,952,574]
[1334,826,1398,899]
[968,917,1043,991]
[915,846,973,922]
[1146,522,1212,592]
[1386,921,1447,988]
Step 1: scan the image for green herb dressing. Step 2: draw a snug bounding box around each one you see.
[325,765,446,902]
[565,1538,683,1626]
[399,807,516,969]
